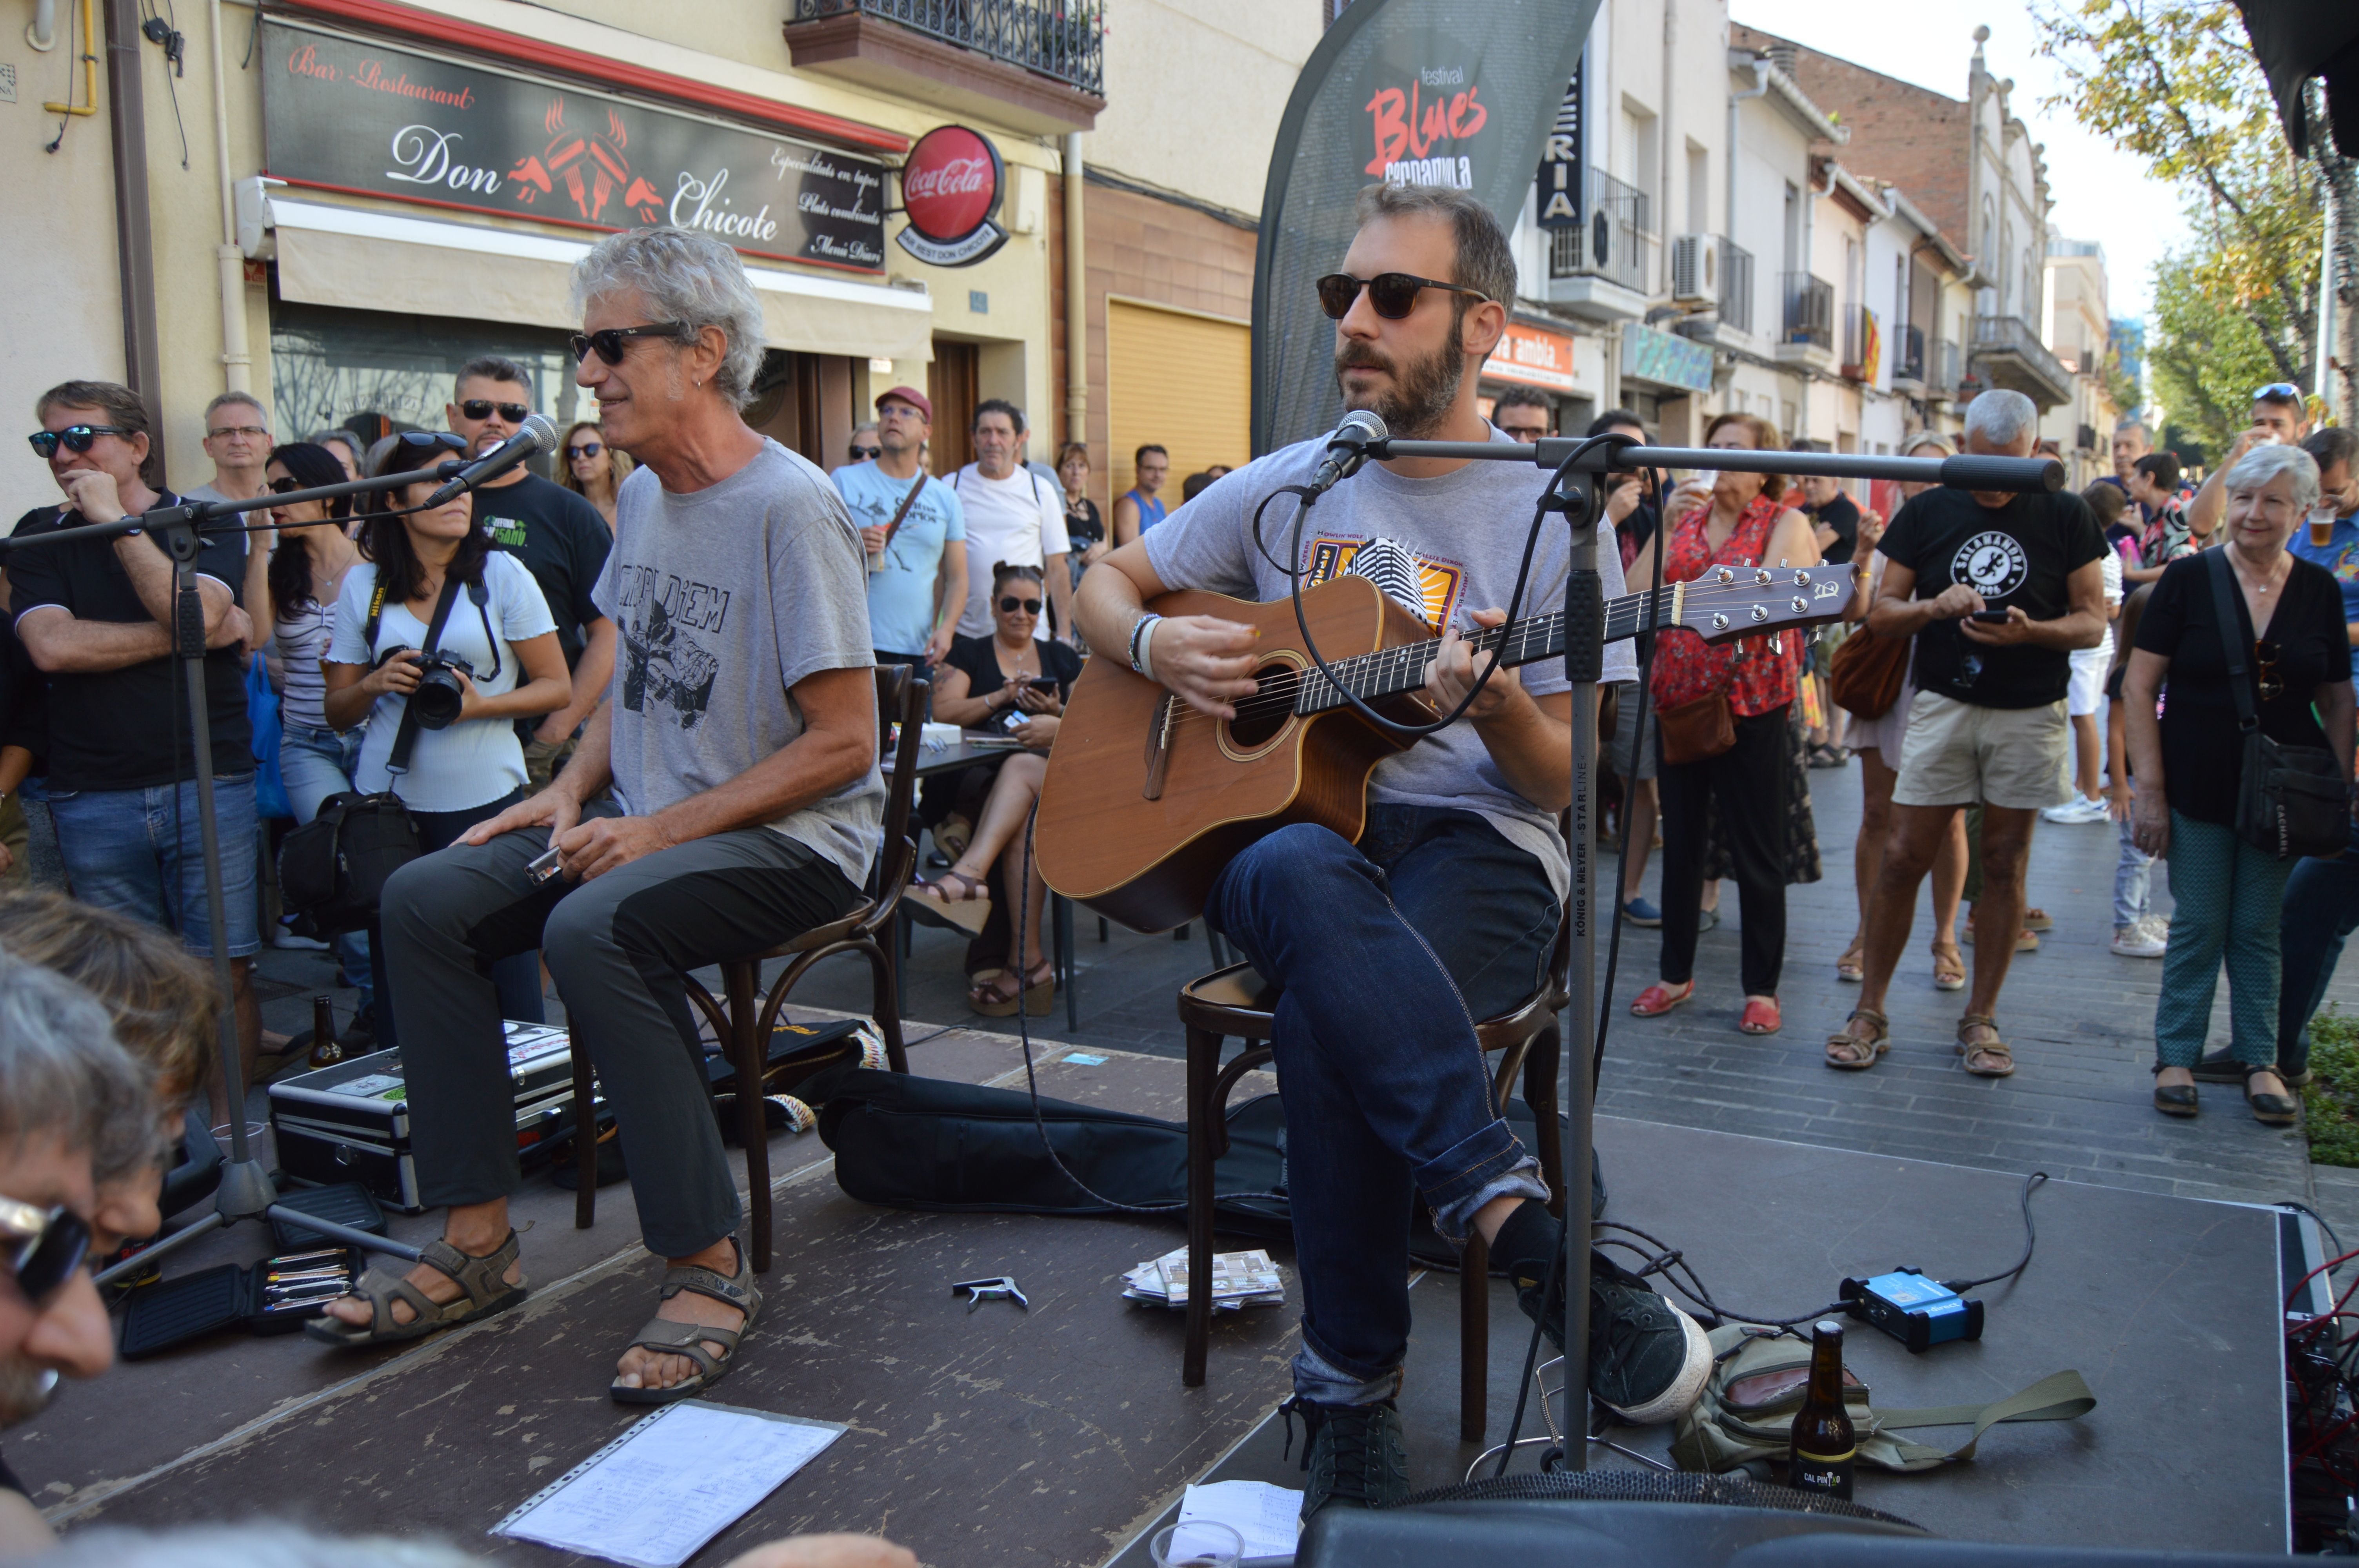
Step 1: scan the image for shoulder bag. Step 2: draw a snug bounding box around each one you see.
[276,572,474,937]
[2205,548,2350,862]
[1656,690,1736,766]
[1828,573,1911,722]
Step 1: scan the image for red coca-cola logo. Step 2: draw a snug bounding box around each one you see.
[901,125,1002,242]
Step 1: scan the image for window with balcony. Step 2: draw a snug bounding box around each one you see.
[1547,168,1652,296]
[785,0,1105,135]
[1781,272,1832,350]
[1719,240,1754,335]
[1894,323,1926,387]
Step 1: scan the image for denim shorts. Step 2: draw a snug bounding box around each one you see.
[49,773,262,958]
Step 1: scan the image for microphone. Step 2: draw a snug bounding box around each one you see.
[1306,409,1389,497]
[424,413,560,506]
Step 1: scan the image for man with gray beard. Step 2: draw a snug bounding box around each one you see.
[0,950,151,1553]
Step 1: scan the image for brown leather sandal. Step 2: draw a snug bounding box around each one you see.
[611,1237,761,1406]
[972,958,1054,1019]
[1956,1015,2015,1077]
[911,868,992,935]
[1825,1009,1889,1071]
[305,1230,527,1348]
[1930,939,1966,992]
[1835,938,1865,984]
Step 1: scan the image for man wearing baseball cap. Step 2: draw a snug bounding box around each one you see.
[831,386,966,668]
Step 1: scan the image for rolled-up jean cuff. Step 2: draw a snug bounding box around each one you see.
[1294,1329,1406,1406]
[1417,1120,1544,1246]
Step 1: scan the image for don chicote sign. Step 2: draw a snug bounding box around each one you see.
[893,125,1008,268]
[259,20,887,272]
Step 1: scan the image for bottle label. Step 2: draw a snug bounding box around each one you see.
[1790,1446,1856,1500]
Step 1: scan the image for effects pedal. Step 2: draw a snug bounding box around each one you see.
[1840,1269,1984,1352]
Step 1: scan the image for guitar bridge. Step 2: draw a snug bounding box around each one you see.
[1142,692,1177,800]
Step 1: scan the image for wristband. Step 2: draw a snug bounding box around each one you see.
[1128,613,1163,677]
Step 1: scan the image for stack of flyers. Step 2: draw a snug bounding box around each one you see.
[1123,1247,1283,1312]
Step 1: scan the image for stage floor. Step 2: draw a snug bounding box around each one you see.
[26,1031,2288,1563]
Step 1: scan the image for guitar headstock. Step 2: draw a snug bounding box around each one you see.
[1673,563,1857,646]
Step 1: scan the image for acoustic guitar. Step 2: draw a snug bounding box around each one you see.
[1036,564,1856,931]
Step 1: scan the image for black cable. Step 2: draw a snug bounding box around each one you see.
[1941,1171,2047,1292]
[2280,1200,2347,1262]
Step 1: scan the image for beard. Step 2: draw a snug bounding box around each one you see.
[1332,328,1465,441]
[0,1359,56,1428]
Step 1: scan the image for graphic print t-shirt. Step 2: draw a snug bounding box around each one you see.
[1143,425,1638,902]
[1876,486,2106,709]
[476,473,611,665]
[594,441,882,889]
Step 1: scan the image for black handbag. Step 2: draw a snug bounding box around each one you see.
[2205,549,2350,862]
[276,572,473,937]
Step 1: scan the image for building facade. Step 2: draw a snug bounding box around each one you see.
[2042,235,2122,488]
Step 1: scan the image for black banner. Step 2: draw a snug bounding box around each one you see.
[1250,0,1599,454]
[259,20,887,273]
[1536,62,1582,230]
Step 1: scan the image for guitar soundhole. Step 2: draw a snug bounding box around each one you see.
[1225,656,1299,751]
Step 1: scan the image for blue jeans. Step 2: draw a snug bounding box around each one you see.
[1207,806,1558,1405]
[49,773,262,958]
[280,723,374,1009]
[2114,818,2154,929]
[2280,818,2359,1078]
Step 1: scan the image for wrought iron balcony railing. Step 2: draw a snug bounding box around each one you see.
[791,0,1104,95]
[1546,167,1652,296]
[1781,272,1832,350]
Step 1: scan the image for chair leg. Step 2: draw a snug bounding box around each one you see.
[725,959,773,1273]
[865,938,909,1074]
[1098,916,1109,943]
[1184,1026,1220,1388]
[1527,1023,1566,1219]
[571,1047,597,1230]
[1461,1232,1490,1444]
[1207,927,1229,967]
[1056,894,1077,1031]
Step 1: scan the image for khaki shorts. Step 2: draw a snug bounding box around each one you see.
[1891,691,2070,810]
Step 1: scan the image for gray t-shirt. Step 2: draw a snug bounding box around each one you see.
[1143,425,1637,899]
[593,440,883,889]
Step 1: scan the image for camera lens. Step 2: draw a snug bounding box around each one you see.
[411,664,468,730]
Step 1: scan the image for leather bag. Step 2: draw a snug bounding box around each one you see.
[1656,690,1736,766]
[1828,627,1911,720]
[2205,550,2350,861]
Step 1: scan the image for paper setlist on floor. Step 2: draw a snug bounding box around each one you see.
[1177,1479,1303,1564]
[492,1400,845,1568]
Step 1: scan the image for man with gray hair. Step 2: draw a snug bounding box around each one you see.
[316,228,882,1411]
[0,951,151,1554]
[1828,388,2108,1079]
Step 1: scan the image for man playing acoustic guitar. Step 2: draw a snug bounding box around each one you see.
[1074,184,1712,1518]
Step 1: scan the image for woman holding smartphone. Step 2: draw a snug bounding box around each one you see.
[322,435,572,1051]
[912,561,1083,1016]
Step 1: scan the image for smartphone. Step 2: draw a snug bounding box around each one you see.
[1025,677,1061,692]
[526,844,565,885]
[1969,609,2012,622]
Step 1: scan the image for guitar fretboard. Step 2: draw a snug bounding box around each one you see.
[1292,588,1679,715]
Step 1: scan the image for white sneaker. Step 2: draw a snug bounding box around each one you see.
[2042,797,2107,824]
[2139,914,2172,943]
[2112,923,2167,958]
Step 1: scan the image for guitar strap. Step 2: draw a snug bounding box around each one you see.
[877,470,929,559]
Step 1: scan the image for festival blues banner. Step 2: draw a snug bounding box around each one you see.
[1250,0,1599,454]
[258,20,888,272]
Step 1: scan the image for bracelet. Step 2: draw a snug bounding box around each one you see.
[1128,613,1163,677]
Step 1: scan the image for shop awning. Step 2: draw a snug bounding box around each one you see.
[268,198,934,363]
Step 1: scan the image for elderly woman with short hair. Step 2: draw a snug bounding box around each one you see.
[2125,444,2354,1123]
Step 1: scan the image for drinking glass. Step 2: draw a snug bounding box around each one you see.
[2311,505,2339,550]
[1150,1521,1243,1568]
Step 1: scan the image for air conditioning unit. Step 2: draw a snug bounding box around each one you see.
[1670,234,1723,307]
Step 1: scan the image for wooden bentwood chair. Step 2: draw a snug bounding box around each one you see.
[1179,913,1570,1443]
[571,667,928,1272]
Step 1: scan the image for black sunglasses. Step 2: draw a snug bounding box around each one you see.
[998,595,1042,614]
[566,442,603,460]
[1315,271,1491,321]
[849,444,882,461]
[28,425,135,459]
[2256,640,2284,703]
[2,1197,91,1307]
[458,399,531,423]
[570,322,692,366]
[267,476,305,495]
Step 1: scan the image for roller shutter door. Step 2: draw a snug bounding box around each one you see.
[1107,300,1250,507]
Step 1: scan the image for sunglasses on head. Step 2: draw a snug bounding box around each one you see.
[2254,383,2303,403]
[1315,271,1491,321]
[566,441,603,461]
[1,1196,91,1308]
[849,444,882,460]
[458,399,531,423]
[569,322,692,366]
[27,425,134,459]
[2256,640,2285,703]
[998,595,1042,615]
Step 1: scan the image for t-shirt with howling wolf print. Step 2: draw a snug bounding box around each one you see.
[594,439,883,888]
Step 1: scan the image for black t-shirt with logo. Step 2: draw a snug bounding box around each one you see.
[475,473,611,666]
[7,495,252,789]
[1877,486,2106,710]
[1806,491,1861,565]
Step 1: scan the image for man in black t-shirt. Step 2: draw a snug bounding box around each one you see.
[11,380,262,1114]
[1827,390,2107,1080]
[1798,474,1861,566]
[445,356,614,786]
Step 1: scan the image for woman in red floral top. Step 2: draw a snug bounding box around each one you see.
[1625,412,1821,1036]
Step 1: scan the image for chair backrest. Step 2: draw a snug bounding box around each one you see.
[864,664,928,929]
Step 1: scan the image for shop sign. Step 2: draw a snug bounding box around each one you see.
[259,20,887,272]
[894,125,1008,268]
[1621,323,1716,393]
[1536,63,1582,229]
[1485,321,1579,391]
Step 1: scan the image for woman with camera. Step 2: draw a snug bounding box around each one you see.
[912,561,1081,1016]
[322,435,571,1050]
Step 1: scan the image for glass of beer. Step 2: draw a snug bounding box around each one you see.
[2312,505,2340,550]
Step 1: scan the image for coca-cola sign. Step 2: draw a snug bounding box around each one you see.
[895,124,1007,268]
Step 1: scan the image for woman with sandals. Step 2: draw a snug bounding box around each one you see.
[910,561,1081,1016]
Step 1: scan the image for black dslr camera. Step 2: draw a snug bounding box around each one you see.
[376,645,477,731]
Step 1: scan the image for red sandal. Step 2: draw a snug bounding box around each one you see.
[1630,982,1694,1017]
[1738,996,1782,1035]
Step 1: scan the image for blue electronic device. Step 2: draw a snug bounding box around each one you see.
[1840,1268,1985,1352]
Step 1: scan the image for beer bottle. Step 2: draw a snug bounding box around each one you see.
[1788,1318,1857,1501]
[308,996,345,1069]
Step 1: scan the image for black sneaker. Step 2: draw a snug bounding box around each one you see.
[1281,1396,1411,1521]
[2192,1047,2308,1087]
[1494,1203,1710,1425]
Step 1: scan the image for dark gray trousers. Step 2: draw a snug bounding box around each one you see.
[380,804,861,1258]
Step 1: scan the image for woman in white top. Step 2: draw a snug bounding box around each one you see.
[265,442,374,1022]
[323,434,571,1052]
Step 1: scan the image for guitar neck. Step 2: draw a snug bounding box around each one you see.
[1295,588,1674,714]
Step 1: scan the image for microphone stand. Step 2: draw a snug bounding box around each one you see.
[2,461,479,1283]
[1336,436,2062,1466]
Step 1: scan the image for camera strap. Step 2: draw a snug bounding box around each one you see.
[382,570,469,787]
